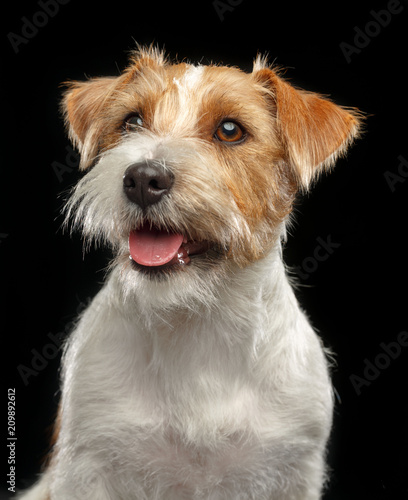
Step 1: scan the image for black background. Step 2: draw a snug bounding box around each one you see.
[1,1,407,498]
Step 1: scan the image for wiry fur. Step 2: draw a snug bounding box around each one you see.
[19,46,361,499]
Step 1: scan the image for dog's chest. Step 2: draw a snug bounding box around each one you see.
[111,412,269,495]
[65,283,329,495]
[98,362,268,492]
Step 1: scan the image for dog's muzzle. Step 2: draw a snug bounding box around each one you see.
[123,160,213,270]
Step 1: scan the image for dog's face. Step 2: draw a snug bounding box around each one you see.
[63,47,360,304]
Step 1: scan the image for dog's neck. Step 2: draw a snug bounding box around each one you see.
[110,241,300,349]
[61,240,312,443]
[94,244,304,431]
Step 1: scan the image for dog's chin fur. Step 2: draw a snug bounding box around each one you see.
[112,250,230,313]
[18,46,362,500]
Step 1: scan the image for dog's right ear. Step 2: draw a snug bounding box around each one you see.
[62,46,167,170]
[62,77,119,170]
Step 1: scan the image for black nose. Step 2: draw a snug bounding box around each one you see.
[123,161,174,209]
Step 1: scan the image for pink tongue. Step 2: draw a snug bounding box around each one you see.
[129,227,184,267]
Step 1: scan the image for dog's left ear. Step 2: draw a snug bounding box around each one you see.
[252,64,362,190]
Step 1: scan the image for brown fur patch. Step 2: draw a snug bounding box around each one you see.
[252,67,362,189]
[62,47,361,265]
[42,404,61,470]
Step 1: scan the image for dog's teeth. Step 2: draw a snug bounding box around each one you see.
[176,248,190,265]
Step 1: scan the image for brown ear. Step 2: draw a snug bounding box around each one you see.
[253,65,362,190]
[61,47,166,170]
[62,77,119,170]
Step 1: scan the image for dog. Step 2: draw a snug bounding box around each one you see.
[19,45,361,500]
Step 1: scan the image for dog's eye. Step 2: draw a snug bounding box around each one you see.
[215,121,245,143]
[124,113,144,132]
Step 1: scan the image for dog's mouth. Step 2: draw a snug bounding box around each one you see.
[128,223,213,270]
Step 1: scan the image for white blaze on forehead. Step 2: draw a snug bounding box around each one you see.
[173,64,205,91]
[170,64,205,134]
[182,64,205,89]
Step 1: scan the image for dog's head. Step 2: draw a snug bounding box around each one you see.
[63,46,361,302]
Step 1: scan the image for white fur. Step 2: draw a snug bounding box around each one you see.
[175,64,205,91]
[19,58,336,499]
[169,65,206,138]
[19,247,333,500]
